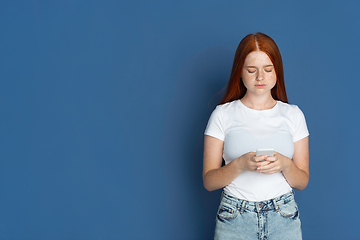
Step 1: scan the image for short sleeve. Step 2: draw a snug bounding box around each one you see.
[204,106,225,141]
[292,106,309,142]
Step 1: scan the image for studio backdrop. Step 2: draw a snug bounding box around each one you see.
[0,1,359,239]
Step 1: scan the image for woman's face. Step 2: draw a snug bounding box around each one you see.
[241,51,277,97]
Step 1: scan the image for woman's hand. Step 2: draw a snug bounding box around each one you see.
[235,152,270,172]
[256,151,291,175]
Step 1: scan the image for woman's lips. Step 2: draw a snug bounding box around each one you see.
[255,84,266,87]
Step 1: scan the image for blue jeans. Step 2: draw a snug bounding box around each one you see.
[214,191,302,240]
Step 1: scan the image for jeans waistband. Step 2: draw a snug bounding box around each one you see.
[221,191,295,213]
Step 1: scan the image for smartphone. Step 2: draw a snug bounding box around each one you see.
[256,149,274,157]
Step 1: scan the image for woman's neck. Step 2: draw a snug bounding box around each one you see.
[240,94,277,110]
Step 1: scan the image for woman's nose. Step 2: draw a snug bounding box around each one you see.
[256,71,264,81]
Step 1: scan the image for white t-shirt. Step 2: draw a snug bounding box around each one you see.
[204,100,309,201]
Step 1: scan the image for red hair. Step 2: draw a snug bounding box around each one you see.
[219,32,288,104]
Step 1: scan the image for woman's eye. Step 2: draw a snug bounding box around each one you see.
[264,69,272,72]
[248,70,256,73]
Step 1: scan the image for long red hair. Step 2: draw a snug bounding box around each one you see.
[219,32,288,104]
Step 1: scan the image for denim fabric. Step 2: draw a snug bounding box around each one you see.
[214,191,302,240]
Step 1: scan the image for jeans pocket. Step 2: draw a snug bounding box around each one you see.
[217,202,239,221]
[278,199,299,219]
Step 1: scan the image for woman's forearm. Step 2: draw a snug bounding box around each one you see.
[203,159,243,192]
[282,160,309,191]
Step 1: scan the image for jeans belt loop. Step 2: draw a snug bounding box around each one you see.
[240,200,246,213]
[272,198,279,212]
[220,191,225,203]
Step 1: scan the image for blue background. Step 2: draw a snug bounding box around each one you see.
[1,1,359,239]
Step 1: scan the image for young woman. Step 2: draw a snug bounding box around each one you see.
[203,33,309,240]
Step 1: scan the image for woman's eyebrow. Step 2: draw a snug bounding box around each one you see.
[245,65,273,68]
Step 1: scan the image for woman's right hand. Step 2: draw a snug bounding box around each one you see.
[236,152,268,172]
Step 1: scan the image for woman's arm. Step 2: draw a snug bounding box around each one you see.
[283,136,309,190]
[203,135,239,191]
[257,136,309,191]
[203,135,267,191]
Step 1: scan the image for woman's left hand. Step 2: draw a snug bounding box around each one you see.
[256,152,292,175]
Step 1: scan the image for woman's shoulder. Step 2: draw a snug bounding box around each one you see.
[277,101,305,117]
[209,100,240,120]
[277,101,309,140]
[216,99,239,110]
